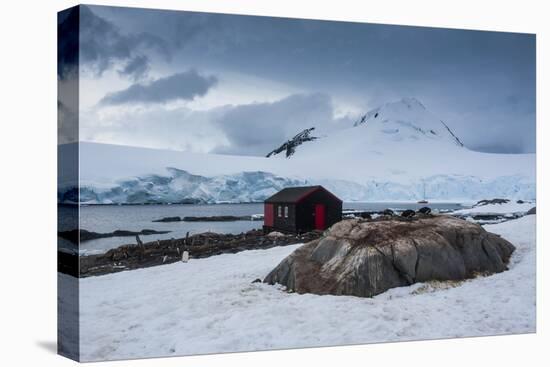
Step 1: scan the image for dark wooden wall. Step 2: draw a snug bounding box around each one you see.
[295,190,342,232]
[271,203,297,232]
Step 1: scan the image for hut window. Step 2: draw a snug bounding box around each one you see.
[284,206,288,218]
[278,206,282,217]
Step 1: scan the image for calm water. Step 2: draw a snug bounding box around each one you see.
[72,202,465,254]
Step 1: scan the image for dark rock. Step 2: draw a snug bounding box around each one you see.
[360,212,372,219]
[475,198,509,207]
[264,215,515,298]
[516,200,524,204]
[401,209,416,218]
[252,278,262,283]
[58,250,79,277]
[183,215,251,222]
[152,216,182,223]
[382,209,394,216]
[266,127,318,158]
[526,207,536,215]
[418,207,432,214]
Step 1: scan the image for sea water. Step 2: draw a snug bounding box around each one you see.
[73,202,465,254]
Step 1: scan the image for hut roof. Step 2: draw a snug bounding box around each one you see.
[264,185,341,204]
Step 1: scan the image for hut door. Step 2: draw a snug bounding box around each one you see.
[315,204,325,230]
[264,203,274,226]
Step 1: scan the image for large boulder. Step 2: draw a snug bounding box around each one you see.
[264,215,515,298]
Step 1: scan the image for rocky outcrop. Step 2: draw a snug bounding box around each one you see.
[153,215,263,223]
[475,198,510,206]
[264,215,515,298]
[182,215,263,222]
[266,127,318,158]
[152,216,182,222]
[526,207,536,215]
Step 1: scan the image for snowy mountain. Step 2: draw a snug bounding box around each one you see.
[59,98,536,204]
[277,98,534,186]
[265,97,465,159]
[285,97,469,161]
[352,97,464,147]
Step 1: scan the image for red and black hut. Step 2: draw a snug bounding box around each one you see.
[263,185,343,234]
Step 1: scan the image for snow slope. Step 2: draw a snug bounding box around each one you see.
[285,98,534,183]
[64,97,535,203]
[453,200,535,215]
[353,97,464,147]
[75,215,535,361]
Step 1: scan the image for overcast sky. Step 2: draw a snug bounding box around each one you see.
[59,5,536,155]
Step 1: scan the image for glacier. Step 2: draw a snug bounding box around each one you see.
[59,98,536,204]
[58,169,534,204]
[60,169,307,205]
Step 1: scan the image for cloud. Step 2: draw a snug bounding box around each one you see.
[213,93,350,156]
[99,70,218,105]
[74,6,535,154]
[80,105,229,153]
[82,93,350,155]
[428,91,536,154]
[58,5,172,80]
[57,7,79,80]
[118,55,150,81]
[80,5,172,78]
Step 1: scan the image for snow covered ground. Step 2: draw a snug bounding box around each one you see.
[75,214,536,361]
[453,200,535,215]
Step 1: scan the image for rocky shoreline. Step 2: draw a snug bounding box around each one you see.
[59,202,534,279]
[58,228,171,243]
[152,215,263,222]
[59,229,323,278]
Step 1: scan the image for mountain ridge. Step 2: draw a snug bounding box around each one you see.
[64,95,535,204]
[266,127,318,158]
[267,97,465,159]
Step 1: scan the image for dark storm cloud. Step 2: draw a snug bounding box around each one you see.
[58,5,172,80]
[84,6,536,153]
[213,93,348,156]
[100,70,218,105]
[57,7,79,80]
[79,5,172,78]
[118,55,150,81]
[446,92,536,154]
